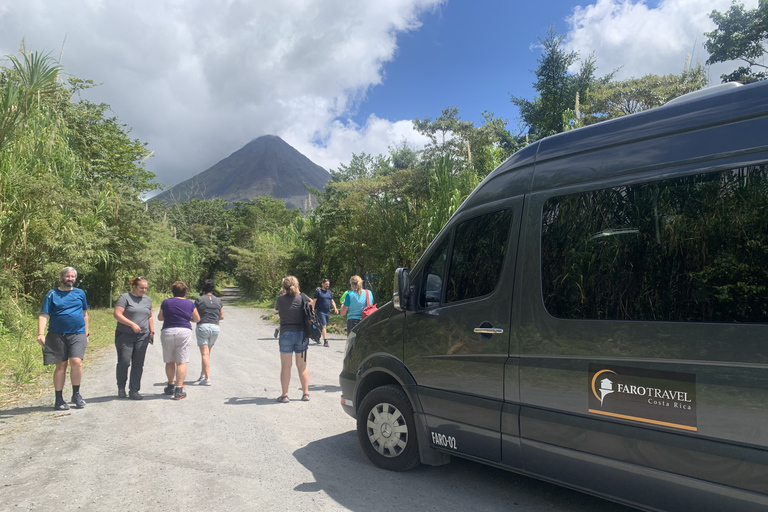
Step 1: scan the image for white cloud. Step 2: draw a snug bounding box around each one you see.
[0,0,444,187]
[564,0,760,81]
[285,115,432,172]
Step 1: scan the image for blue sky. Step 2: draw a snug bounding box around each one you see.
[0,0,755,187]
[351,1,581,129]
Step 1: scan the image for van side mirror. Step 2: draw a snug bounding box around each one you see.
[393,268,410,311]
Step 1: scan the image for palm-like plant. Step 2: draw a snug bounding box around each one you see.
[0,51,62,153]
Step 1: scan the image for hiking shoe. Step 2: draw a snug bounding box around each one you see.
[273,328,279,338]
[324,340,329,347]
[164,384,175,395]
[71,392,86,409]
[202,379,211,386]
[129,391,143,400]
[55,399,70,411]
[118,388,127,399]
[173,387,187,400]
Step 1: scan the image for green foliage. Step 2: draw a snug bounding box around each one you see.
[705,0,768,83]
[414,107,520,178]
[511,27,613,139]
[0,51,62,153]
[584,66,709,123]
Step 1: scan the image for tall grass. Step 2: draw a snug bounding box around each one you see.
[0,308,117,408]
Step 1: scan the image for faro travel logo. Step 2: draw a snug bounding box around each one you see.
[588,364,697,431]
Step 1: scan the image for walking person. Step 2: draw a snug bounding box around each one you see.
[113,276,154,399]
[312,279,338,347]
[340,275,373,335]
[36,267,89,410]
[194,279,223,386]
[158,281,200,400]
[275,276,310,403]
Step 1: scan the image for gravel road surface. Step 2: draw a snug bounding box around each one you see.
[1,306,634,512]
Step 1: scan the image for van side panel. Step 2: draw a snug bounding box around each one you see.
[515,112,768,502]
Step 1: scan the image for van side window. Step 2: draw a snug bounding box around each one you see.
[446,209,512,303]
[541,164,768,323]
[420,238,449,307]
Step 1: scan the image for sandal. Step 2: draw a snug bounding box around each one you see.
[277,395,289,403]
[301,394,310,401]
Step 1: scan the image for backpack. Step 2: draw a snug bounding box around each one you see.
[302,293,322,342]
[361,289,378,320]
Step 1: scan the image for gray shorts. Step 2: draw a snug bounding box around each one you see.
[42,333,87,365]
[160,327,192,363]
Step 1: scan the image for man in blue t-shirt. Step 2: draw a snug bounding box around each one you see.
[311,279,338,347]
[37,267,89,411]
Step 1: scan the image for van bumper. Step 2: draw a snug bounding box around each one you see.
[339,369,356,418]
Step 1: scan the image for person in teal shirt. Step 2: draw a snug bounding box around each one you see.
[340,275,373,335]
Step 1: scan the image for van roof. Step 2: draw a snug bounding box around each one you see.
[461,80,768,212]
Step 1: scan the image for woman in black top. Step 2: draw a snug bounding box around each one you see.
[275,276,310,402]
[194,279,224,385]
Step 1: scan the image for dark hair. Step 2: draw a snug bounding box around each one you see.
[171,281,188,297]
[202,279,215,293]
[321,278,329,285]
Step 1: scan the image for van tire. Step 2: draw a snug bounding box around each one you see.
[357,385,420,471]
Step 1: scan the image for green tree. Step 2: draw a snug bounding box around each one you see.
[414,107,519,177]
[512,27,613,139]
[329,152,391,182]
[584,66,709,124]
[705,0,768,83]
[0,51,61,153]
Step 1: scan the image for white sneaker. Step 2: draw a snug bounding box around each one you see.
[203,379,212,386]
[197,375,206,384]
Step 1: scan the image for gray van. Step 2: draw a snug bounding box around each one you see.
[339,80,768,511]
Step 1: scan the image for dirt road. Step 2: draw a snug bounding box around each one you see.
[0,306,633,512]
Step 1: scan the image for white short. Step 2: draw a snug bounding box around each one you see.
[160,327,192,363]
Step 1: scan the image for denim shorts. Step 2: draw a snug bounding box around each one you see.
[317,311,329,326]
[196,323,220,347]
[278,330,308,354]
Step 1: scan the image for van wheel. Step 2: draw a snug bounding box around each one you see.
[357,385,420,471]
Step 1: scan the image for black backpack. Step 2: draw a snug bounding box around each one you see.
[301,293,321,342]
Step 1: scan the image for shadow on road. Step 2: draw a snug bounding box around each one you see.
[0,393,169,417]
[292,432,635,511]
[225,396,287,405]
[0,404,54,418]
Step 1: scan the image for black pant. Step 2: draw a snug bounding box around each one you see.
[115,331,150,392]
[346,318,361,335]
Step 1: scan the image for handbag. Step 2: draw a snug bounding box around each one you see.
[361,289,378,319]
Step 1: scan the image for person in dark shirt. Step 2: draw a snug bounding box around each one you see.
[275,276,310,402]
[311,279,338,347]
[158,281,200,400]
[194,279,224,386]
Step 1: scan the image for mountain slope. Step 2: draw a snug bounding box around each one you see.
[154,135,329,209]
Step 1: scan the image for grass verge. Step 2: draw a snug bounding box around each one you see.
[0,308,117,410]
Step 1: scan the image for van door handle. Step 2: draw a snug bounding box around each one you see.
[473,327,504,335]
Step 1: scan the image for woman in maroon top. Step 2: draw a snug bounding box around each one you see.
[158,281,200,400]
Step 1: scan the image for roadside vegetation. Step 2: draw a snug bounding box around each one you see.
[1,4,764,404]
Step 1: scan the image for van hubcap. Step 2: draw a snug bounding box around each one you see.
[366,402,408,457]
